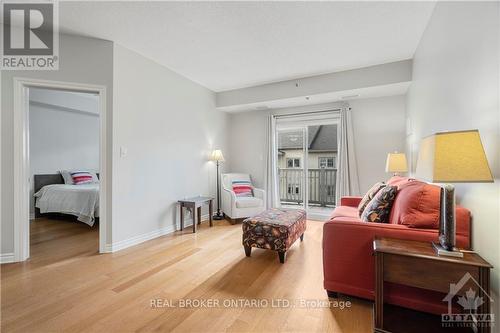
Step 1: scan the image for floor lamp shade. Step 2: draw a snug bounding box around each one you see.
[211,149,225,162]
[385,152,408,174]
[415,130,493,253]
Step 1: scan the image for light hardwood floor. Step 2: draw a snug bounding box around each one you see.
[1,217,373,333]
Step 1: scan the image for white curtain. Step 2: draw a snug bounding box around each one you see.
[336,104,360,203]
[264,114,281,208]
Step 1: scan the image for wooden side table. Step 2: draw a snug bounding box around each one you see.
[373,237,493,333]
[178,197,213,233]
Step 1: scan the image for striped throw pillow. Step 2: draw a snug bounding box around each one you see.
[232,180,253,197]
[70,171,94,185]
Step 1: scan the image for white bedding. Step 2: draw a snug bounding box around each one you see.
[34,184,99,226]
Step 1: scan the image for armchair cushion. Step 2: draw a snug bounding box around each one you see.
[235,197,264,209]
[222,173,266,219]
[232,180,254,197]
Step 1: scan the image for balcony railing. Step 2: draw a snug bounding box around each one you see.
[278,168,337,207]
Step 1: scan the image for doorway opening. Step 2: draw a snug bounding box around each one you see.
[29,87,100,257]
[13,78,108,262]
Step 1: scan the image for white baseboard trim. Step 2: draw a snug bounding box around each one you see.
[105,214,209,253]
[0,252,15,264]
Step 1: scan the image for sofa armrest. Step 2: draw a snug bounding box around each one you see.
[340,196,363,207]
[322,218,470,297]
[322,219,438,297]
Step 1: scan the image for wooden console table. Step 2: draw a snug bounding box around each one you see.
[373,237,492,333]
[178,197,213,233]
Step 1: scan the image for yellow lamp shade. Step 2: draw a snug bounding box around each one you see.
[210,149,225,162]
[385,152,408,173]
[415,130,493,183]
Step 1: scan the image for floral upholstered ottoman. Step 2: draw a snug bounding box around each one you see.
[242,208,306,263]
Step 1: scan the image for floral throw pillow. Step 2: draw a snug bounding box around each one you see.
[358,182,386,216]
[361,185,398,223]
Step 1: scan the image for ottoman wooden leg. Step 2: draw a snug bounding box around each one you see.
[300,234,304,241]
[278,251,286,263]
[244,245,251,257]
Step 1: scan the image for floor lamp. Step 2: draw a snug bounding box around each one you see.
[211,149,225,220]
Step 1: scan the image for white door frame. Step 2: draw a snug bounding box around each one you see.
[13,77,108,261]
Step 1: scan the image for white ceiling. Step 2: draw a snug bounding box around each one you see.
[58,1,435,92]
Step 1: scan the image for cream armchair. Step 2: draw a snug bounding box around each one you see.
[221,173,266,222]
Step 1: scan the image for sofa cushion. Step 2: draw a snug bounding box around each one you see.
[330,206,360,220]
[387,176,415,188]
[361,186,397,223]
[235,196,263,208]
[390,181,440,229]
[358,182,386,216]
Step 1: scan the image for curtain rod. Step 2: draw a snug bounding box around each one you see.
[272,108,343,119]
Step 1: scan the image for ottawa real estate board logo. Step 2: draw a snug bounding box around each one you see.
[1,1,59,70]
[442,272,494,330]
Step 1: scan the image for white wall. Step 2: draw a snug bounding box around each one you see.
[112,44,228,245]
[406,0,500,314]
[349,96,407,193]
[1,34,114,256]
[228,95,406,195]
[29,90,100,215]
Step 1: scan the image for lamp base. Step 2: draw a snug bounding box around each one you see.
[432,242,463,258]
[438,184,456,251]
[213,213,224,220]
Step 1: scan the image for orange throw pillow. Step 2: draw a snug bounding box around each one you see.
[390,181,440,229]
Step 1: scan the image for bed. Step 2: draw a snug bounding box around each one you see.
[34,174,99,226]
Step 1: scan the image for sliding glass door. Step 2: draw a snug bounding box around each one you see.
[306,124,338,217]
[277,127,306,210]
[275,116,339,220]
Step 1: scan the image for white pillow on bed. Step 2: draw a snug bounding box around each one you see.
[60,170,73,184]
[60,170,99,184]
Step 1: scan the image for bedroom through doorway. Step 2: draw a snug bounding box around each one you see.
[28,87,101,257]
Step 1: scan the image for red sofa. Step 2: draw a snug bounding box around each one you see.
[322,177,471,315]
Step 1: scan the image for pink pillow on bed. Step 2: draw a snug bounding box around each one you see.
[70,171,94,185]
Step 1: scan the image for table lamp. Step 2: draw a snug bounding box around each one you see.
[211,149,225,220]
[415,130,493,256]
[385,152,408,176]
